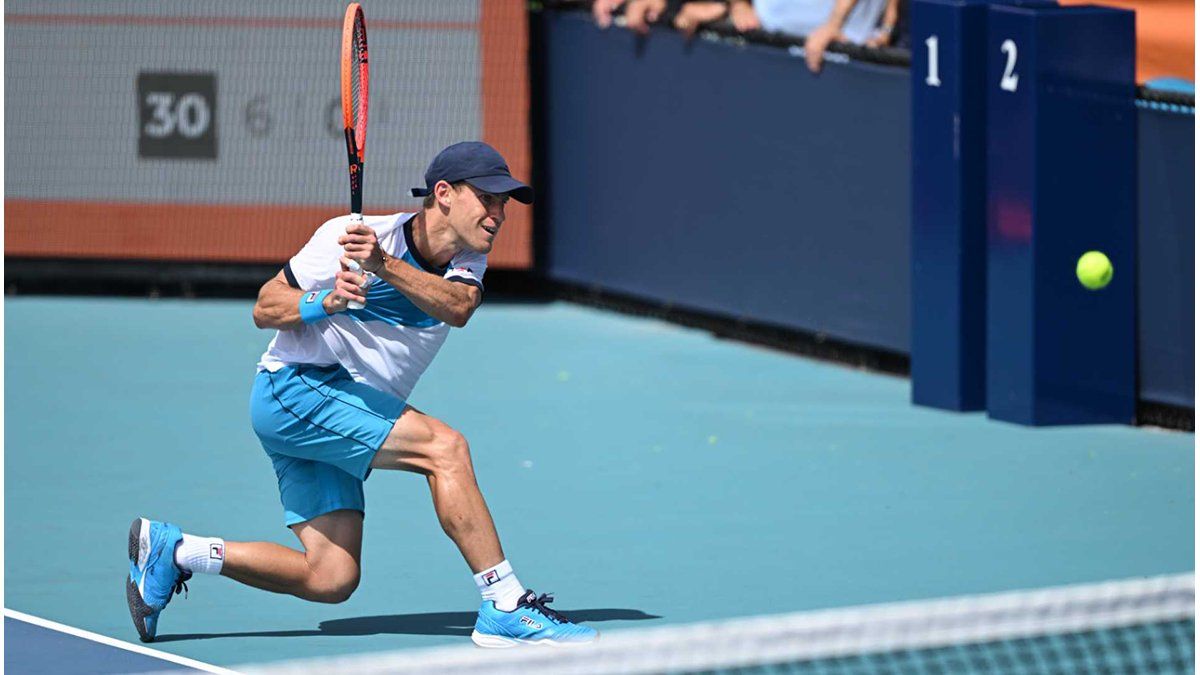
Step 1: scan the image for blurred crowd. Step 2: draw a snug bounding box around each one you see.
[592,0,909,72]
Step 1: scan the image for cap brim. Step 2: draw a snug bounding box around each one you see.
[465,175,534,205]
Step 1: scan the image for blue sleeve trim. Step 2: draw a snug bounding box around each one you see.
[299,290,333,324]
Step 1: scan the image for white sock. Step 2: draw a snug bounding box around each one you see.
[474,560,525,611]
[173,533,225,575]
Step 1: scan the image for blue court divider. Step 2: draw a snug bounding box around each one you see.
[910,0,990,411]
[985,4,1136,424]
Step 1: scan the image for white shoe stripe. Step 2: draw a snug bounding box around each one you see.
[137,518,150,571]
[470,629,596,649]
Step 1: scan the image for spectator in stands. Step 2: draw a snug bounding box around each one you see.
[673,2,732,36]
[594,0,674,35]
[672,0,897,72]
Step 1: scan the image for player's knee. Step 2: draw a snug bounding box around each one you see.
[311,564,360,604]
[431,428,473,478]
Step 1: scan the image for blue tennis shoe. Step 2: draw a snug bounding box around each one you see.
[126,517,191,642]
[472,590,598,648]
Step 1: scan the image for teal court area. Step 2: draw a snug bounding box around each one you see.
[4,296,1193,669]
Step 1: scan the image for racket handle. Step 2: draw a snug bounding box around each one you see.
[346,212,372,310]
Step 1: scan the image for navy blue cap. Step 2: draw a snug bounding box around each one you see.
[411,141,533,205]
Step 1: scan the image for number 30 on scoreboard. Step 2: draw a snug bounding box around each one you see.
[137,72,218,159]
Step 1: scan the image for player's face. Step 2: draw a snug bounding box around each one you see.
[451,183,508,253]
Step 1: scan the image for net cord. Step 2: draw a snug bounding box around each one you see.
[234,573,1194,675]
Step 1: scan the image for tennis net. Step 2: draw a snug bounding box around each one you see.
[238,573,1194,674]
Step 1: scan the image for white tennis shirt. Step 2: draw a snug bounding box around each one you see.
[257,212,486,400]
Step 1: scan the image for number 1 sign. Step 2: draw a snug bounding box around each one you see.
[910,0,990,412]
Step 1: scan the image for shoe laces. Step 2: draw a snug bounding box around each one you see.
[174,571,192,599]
[518,590,570,625]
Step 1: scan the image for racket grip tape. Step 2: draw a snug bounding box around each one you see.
[346,212,372,310]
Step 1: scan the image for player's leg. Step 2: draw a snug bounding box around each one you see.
[370,406,597,647]
[220,508,363,603]
[369,405,503,573]
[126,506,364,642]
[127,364,389,642]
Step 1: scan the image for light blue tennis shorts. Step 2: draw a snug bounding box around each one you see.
[250,364,407,527]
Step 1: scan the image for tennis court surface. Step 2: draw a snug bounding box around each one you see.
[5,296,1194,672]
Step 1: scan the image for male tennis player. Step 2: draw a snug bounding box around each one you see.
[127,142,597,648]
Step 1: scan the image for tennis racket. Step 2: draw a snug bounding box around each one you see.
[341,2,370,309]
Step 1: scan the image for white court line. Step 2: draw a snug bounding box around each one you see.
[3,608,239,674]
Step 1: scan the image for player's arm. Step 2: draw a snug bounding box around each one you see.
[251,268,367,330]
[354,253,481,328]
[339,222,481,327]
[804,0,858,72]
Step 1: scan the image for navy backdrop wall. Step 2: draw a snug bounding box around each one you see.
[535,11,912,353]
[533,9,1194,408]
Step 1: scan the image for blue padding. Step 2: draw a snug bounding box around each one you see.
[910,0,989,411]
[985,5,1136,424]
[537,12,911,353]
[1144,77,1194,95]
[1137,109,1195,407]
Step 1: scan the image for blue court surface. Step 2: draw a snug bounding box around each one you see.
[4,611,210,674]
[4,296,1194,671]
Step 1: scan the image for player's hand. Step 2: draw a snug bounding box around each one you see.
[804,23,845,73]
[339,223,385,273]
[593,0,626,29]
[729,0,761,32]
[327,260,369,311]
[625,0,667,34]
[867,0,898,47]
[673,2,727,37]
[864,28,893,48]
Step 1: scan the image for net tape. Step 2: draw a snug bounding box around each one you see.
[237,573,1193,675]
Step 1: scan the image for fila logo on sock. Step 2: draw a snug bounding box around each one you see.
[210,543,225,560]
[482,570,500,586]
[305,291,319,304]
[520,616,543,630]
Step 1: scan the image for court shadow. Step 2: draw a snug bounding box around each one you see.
[154,608,661,642]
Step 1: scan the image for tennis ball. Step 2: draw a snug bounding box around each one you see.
[1076,251,1113,290]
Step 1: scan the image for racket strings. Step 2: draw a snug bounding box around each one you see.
[350,18,368,153]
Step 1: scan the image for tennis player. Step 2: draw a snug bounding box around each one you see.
[127,142,597,648]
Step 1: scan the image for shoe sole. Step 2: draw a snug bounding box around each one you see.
[470,630,598,649]
[125,518,156,643]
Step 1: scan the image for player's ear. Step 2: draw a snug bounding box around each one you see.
[434,180,455,210]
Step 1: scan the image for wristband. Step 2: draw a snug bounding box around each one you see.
[299,290,334,324]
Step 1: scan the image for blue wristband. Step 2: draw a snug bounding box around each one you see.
[299,290,333,324]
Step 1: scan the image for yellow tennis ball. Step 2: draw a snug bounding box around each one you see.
[1076,251,1113,290]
